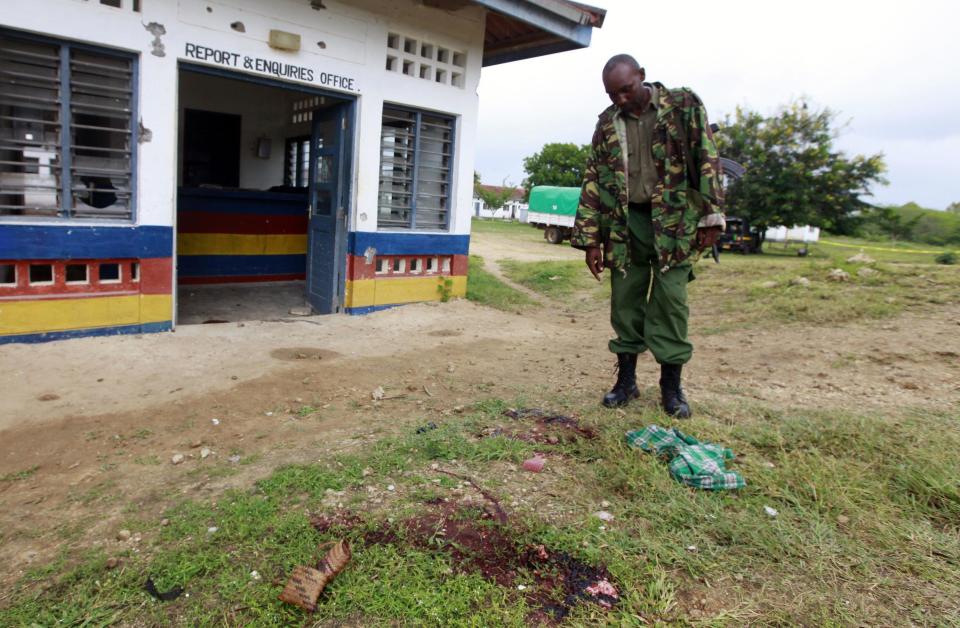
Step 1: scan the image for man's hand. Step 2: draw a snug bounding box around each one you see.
[585,247,604,282]
[696,226,723,251]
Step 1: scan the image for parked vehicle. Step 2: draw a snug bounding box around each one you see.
[526,186,579,244]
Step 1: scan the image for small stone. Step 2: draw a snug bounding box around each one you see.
[371,386,385,401]
[362,467,373,477]
[250,570,261,581]
[517,584,527,591]
[289,306,312,316]
[837,515,850,525]
[789,276,811,287]
[430,463,439,470]
[116,529,132,541]
[594,510,615,522]
[228,455,241,463]
[686,545,697,552]
[827,268,850,282]
[211,418,220,426]
[200,448,212,459]
[760,280,778,289]
[764,505,778,517]
[105,557,120,569]
[231,375,239,380]
[265,411,273,417]
[38,393,60,401]
[846,252,875,264]
[387,484,395,491]
[171,454,185,465]
[447,363,456,373]
[857,267,878,278]
[190,440,203,448]
[546,435,559,445]
[453,405,465,413]
[600,500,611,508]
[207,526,218,534]
[160,518,170,527]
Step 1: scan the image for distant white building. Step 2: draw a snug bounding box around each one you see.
[472,184,527,221]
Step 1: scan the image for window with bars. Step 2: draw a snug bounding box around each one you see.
[0,31,137,220]
[284,136,310,188]
[378,106,454,231]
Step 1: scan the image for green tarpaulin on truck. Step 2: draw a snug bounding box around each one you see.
[528,186,580,217]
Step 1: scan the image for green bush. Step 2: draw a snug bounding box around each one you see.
[935,251,957,265]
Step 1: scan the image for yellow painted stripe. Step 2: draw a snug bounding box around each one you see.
[177,233,307,256]
[345,276,468,308]
[0,294,172,335]
[819,239,944,254]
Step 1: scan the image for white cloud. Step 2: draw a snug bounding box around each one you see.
[476,0,960,209]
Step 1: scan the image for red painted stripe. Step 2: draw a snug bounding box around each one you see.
[345,254,468,281]
[179,273,305,285]
[140,257,172,295]
[178,211,307,235]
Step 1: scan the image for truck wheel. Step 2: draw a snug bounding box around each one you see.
[545,226,562,244]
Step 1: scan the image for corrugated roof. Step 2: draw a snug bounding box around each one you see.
[469,0,606,66]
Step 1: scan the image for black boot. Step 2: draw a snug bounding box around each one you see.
[602,353,640,408]
[660,363,691,418]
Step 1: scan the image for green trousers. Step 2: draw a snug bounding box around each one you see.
[608,207,693,364]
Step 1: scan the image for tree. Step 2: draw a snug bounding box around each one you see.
[474,179,518,215]
[715,101,887,235]
[521,142,589,199]
[947,201,960,213]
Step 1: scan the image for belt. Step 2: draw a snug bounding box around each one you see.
[628,201,652,212]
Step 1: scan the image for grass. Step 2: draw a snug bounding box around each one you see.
[499,259,592,299]
[470,217,545,245]
[0,465,39,482]
[3,398,958,625]
[465,255,535,311]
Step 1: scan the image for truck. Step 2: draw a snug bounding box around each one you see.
[525,185,579,244]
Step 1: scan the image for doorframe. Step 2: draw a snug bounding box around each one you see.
[174,62,357,322]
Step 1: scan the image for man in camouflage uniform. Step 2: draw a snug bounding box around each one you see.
[570,54,725,418]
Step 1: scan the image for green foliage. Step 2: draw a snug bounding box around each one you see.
[946,201,960,213]
[860,202,960,245]
[500,259,593,299]
[464,255,534,310]
[521,142,589,199]
[716,101,887,234]
[436,276,454,302]
[935,251,957,265]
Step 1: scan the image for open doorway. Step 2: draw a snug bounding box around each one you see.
[175,65,352,324]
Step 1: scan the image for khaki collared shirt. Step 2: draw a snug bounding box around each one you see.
[624,84,659,204]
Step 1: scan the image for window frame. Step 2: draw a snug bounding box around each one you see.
[0,28,139,223]
[377,104,456,232]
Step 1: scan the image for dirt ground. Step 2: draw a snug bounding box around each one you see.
[2,230,959,590]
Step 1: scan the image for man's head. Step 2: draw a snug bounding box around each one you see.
[602,54,648,115]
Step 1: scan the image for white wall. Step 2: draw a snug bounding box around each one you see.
[1,0,485,234]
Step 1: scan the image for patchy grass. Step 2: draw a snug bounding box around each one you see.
[1,465,39,482]
[500,259,592,299]
[465,255,535,311]
[471,217,545,244]
[3,397,959,625]
[766,234,955,265]
[690,252,960,333]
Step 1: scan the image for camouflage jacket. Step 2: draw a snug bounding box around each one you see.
[570,83,724,273]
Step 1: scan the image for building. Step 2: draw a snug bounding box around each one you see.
[0,0,604,343]
[472,184,526,220]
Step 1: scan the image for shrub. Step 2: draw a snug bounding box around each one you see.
[935,251,957,265]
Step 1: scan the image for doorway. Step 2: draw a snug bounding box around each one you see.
[175,64,353,324]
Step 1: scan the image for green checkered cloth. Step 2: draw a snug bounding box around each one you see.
[625,425,746,491]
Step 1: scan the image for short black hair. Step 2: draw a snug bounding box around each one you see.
[603,54,640,76]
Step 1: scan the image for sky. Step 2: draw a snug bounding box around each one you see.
[474,0,960,210]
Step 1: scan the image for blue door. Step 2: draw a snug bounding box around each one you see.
[306,103,350,314]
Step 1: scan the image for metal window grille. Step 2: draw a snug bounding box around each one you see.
[0,31,137,220]
[378,106,454,230]
[284,136,310,187]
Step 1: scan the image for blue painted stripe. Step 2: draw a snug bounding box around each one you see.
[178,254,305,277]
[178,189,308,215]
[344,303,402,316]
[348,232,470,256]
[0,321,172,345]
[0,225,172,260]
